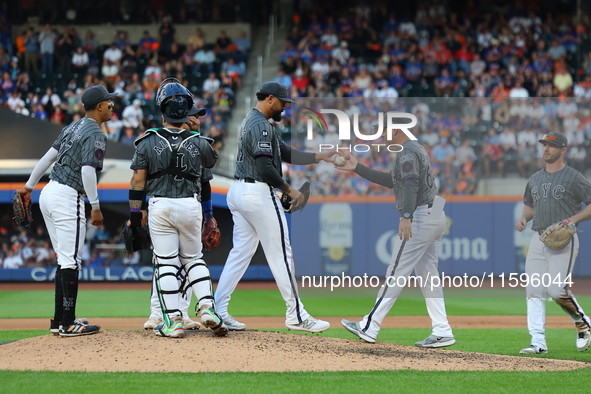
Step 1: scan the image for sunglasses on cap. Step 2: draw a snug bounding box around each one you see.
[540,134,557,142]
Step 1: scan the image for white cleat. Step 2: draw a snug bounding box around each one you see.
[144,315,163,330]
[286,316,330,333]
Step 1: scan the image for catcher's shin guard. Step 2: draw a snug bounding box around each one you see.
[153,254,182,324]
[182,257,215,311]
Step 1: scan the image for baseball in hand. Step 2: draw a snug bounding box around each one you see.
[335,156,346,166]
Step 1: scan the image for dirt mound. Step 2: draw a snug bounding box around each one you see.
[0,330,586,372]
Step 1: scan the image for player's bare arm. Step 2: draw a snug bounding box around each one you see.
[516,205,534,232]
[129,169,148,227]
[566,202,591,225]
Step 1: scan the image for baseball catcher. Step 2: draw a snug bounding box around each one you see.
[281,181,310,213]
[539,219,577,251]
[12,190,33,227]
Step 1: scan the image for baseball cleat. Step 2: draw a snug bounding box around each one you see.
[49,319,61,335]
[200,308,229,337]
[520,345,548,354]
[287,316,330,333]
[577,330,590,352]
[182,317,201,330]
[340,319,375,342]
[222,315,246,331]
[144,315,163,330]
[154,318,185,338]
[59,321,101,337]
[415,335,456,348]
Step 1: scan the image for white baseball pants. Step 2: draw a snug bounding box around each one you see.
[525,233,590,349]
[39,181,85,270]
[215,179,310,325]
[359,204,453,339]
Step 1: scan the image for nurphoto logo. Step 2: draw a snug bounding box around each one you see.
[303,108,418,153]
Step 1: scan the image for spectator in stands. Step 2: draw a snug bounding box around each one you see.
[81,29,99,64]
[553,65,573,95]
[187,28,205,51]
[203,72,220,93]
[122,99,144,133]
[432,137,455,173]
[481,140,504,177]
[40,87,61,113]
[215,30,233,59]
[119,126,136,146]
[23,28,38,74]
[86,251,106,268]
[35,240,54,267]
[50,105,65,125]
[435,67,454,97]
[103,42,122,68]
[135,30,157,60]
[547,39,566,61]
[517,127,538,177]
[454,138,477,170]
[38,24,56,75]
[3,248,23,269]
[71,46,89,75]
[234,30,252,56]
[56,26,74,74]
[193,44,216,75]
[158,19,179,57]
[509,79,529,98]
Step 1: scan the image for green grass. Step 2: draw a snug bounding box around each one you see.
[1,369,591,393]
[1,288,590,392]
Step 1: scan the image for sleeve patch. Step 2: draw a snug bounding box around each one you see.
[94,140,106,150]
[259,141,272,149]
[95,149,105,160]
[402,161,413,172]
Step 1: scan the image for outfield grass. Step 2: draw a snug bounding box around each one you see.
[1,288,590,392]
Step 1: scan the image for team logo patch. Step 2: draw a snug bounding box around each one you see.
[402,161,413,172]
[258,142,271,150]
[94,140,106,150]
[95,149,105,160]
[262,130,268,136]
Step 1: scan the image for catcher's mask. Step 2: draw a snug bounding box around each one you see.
[156,78,194,123]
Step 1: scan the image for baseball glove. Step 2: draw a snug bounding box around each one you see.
[202,217,221,251]
[281,181,310,214]
[539,220,577,250]
[121,223,152,254]
[12,191,33,227]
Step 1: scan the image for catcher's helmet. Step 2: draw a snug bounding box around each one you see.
[156,78,194,123]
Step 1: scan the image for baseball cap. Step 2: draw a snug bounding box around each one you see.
[188,106,206,116]
[539,131,567,148]
[257,81,294,103]
[82,85,117,108]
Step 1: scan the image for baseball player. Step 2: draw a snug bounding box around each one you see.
[143,105,210,331]
[129,81,227,338]
[214,81,334,332]
[338,117,455,347]
[16,85,116,336]
[516,131,591,354]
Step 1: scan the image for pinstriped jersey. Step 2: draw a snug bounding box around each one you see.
[391,140,437,212]
[131,127,218,198]
[50,117,106,194]
[524,166,591,231]
[234,108,284,181]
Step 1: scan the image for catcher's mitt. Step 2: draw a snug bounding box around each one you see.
[539,220,577,250]
[281,181,310,214]
[121,223,152,254]
[202,217,221,251]
[12,191,33,227]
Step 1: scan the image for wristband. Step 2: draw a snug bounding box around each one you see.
[203,210,214,220]
[91,202,101,210]
[129,211,142,227]
[129,189,146,201]
[201,200,212,213]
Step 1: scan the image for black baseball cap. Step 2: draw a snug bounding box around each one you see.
[82,85,117,108]
[256,81,294,103]
[539,131,567,148]
[188,106,206,116]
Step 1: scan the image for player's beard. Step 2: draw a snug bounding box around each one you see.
[271,109,283,122]
[544,150,561,164]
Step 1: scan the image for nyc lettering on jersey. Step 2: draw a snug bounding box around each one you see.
[530,183,566,200]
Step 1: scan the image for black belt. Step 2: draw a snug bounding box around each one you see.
[242,178,256,183]
[537,230,544,235]
[428,202,433,208]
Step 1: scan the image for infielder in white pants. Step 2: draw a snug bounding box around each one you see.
[516,131,591,354]
[338,119,455,347]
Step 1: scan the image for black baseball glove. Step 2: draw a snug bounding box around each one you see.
[12,190,33,227]
[121,223,152,254]
[281,181,310,214]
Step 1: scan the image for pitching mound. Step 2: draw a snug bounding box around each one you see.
[0,330,587,372]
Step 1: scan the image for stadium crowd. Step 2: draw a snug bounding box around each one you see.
[276,1,591,196]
